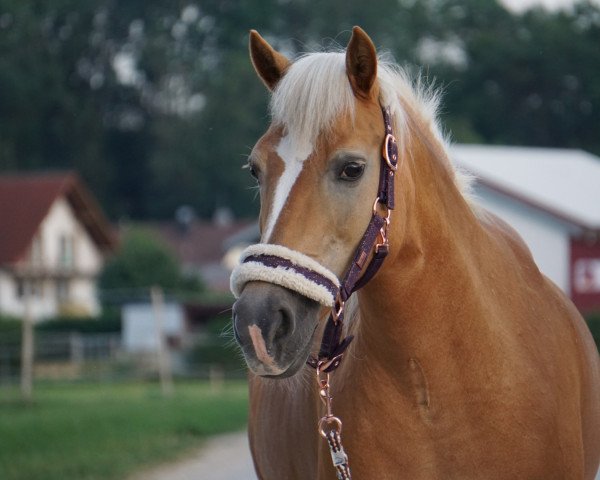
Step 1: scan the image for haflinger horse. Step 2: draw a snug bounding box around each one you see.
[231,26,600,479]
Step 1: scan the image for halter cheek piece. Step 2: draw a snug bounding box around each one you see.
[230,106,398,373]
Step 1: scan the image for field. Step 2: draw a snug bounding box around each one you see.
[0,381,249,480]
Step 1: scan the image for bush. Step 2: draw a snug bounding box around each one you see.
[0,316,22,343]
[36,308,121,334]
[100,228,204,295]
[585,312,600,350]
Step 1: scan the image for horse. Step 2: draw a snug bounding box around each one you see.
[230,26,600,479]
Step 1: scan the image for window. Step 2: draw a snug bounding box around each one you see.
[15,279,25,298]
[30,235,43,266]
[15,279,44,299]
[59,234,75,268]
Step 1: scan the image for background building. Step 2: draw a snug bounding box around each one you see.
[452,145,600,313]
[0,172,115,319]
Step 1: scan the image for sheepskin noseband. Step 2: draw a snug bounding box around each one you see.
[230,243,340,306]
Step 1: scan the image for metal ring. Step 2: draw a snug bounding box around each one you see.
[382,133,398,171]
[373,197,391,223]
[332,299,344,322]
[318,415,343,438]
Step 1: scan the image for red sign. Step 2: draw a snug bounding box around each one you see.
[571,237,600,314]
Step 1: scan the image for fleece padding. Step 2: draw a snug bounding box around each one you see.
[230,243,340,306]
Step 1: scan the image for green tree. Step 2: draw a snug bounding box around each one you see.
[99,228,202,294]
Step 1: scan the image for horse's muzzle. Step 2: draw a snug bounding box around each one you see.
[232,281,320,377]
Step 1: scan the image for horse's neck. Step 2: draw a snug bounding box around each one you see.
[353,127,498,365]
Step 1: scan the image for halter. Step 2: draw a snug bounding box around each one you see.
[231,105,398,373]
[231,105,397,480]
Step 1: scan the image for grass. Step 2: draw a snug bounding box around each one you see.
[0,380,249,480]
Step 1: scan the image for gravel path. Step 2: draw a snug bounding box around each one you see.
[127,431,257,480]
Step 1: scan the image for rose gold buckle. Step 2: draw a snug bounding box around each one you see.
[375,224,389,254]
[372,197,392,223]
[382,133,398,171]
[331,295,345,323]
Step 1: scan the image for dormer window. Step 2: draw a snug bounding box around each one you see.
[30,235,43,267]
[59,234,75,268]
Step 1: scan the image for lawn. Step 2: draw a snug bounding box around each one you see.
[0,381,249,480]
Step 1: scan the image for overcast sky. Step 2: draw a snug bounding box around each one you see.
[500,0,600,12]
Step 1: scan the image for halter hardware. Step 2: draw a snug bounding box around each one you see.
[332,294,345,324]
[383,133,398,171]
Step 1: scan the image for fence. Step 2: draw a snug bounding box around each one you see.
[0,330,244,385]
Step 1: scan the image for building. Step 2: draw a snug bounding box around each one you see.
[148,207,257,292]
[0,172,115,319]
[452,145,600,314]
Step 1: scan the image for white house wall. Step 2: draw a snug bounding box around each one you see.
[0,270,56,319]
[473,185,574,293]
[0,270,16,317]
[40,198,102,274]
[39,197,102,316]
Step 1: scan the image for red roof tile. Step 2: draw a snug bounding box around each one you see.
[0,172,115,265]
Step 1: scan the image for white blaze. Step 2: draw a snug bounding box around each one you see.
[263,134,313,242]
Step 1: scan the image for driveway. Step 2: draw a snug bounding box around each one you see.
[127,431,257,480]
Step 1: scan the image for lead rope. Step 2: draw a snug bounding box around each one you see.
[311,106,398,480]
[317,362,351,480]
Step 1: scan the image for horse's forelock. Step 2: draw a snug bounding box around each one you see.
[270,52,355,150]
[268,50,474,203]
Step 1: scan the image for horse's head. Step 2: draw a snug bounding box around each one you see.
[232,27,392,377]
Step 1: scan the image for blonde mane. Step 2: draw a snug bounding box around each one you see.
[269,51,474,199]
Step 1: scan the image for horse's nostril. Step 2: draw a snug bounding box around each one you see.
[232,314,242,343]
[273,308,294,342]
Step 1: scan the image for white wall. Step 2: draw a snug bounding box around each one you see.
[0,271,15,316]
[40,198,103,274]
[474,184,575,293]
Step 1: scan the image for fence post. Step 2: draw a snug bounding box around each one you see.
[151,286,174,396]
[20,283,34,403]
[70,332,84,378]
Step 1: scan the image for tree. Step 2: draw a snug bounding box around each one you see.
[99,228,202,295]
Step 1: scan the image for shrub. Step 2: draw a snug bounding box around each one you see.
[36,308,121,334]
[585,312,600,350]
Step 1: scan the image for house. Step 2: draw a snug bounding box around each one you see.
[0,172,115,320]
[451,145,600,314]
[148,208,257,292]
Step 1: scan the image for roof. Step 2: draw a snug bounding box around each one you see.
[0,172,116,264]
[451,145,600,230]
[150,220,255,268]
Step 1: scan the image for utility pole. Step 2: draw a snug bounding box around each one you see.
[20,281,34,403]
[151,286,174,396]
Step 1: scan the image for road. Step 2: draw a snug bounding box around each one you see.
[127,431,257,480]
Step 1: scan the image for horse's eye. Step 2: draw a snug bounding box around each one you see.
[248,162,260,182]
[340,162,365,181]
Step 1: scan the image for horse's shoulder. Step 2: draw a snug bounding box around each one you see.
[476,208,539,271]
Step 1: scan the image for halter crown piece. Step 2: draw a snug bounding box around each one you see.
[230,105,398,373]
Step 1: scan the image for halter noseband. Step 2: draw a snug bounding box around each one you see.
[230,105,398,373]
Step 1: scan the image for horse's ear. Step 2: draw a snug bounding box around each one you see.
[249,30,290,91]
[346,26,378,99]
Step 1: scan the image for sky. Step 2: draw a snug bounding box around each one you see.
[501,0,600,12]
